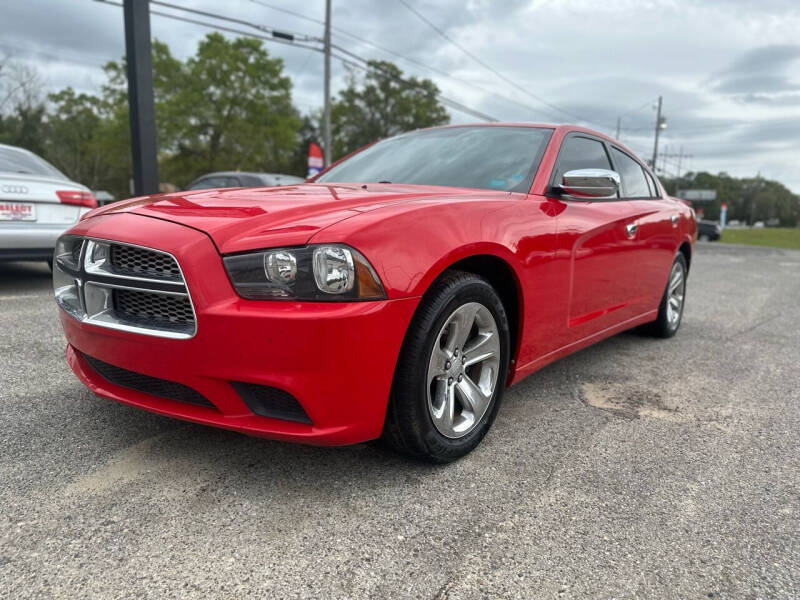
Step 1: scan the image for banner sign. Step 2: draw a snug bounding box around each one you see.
[307,142,324,177]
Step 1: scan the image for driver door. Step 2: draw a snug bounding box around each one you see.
[550,134,645,342]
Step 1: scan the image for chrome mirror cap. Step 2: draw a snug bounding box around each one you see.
[557,168,620,200]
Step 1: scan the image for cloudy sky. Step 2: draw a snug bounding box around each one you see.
[2,0,799,190]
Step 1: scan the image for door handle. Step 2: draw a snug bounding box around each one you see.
[626,222,638,237]
[671,214,679,226]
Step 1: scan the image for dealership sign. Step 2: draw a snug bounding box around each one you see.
[676,189,717,202]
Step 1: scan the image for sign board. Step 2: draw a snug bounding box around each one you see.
[676,189,717,202]
[307,142,324,178]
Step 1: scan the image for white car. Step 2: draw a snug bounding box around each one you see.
[0,144,95,267]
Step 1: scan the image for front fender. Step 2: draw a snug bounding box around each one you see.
[308,197,537,299]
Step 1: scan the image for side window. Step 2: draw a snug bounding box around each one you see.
[611,148,650,198]
[224,177,242,187]
[645,170,661,198]
[553,136,613,185]
[188,176,228,190]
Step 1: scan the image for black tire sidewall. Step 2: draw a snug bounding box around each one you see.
[392,273,510,462]
[658,254,687,337]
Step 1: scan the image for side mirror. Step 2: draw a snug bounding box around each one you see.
[555,169,620,201]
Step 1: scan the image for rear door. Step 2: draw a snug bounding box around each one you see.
[550,133,645,341]
[608,145,678,312]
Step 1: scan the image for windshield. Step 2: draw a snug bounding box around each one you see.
[0,146,68,179]
[317,126,553,192]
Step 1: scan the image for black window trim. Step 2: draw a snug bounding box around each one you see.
[546,131,621,202]
[607,143,663,200]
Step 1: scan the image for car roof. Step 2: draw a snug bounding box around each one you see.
[197,171,301,179]
[426,122,624,141]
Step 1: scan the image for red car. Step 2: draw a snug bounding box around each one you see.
[53,124,695,462]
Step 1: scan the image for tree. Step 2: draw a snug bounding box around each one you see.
[101,33,302,191]
[0,56,47,155]
[330,60,449,159]
[662,171,800,226]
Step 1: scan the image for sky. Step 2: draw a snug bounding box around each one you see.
[2,0,799,191]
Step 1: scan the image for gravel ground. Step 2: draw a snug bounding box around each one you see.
[1,243,798,599]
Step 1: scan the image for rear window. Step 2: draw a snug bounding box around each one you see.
[0,146,67,179]
[188,176,241,190]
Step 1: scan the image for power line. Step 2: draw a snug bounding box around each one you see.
[149,0,321,42]
[94,0,499,123]
[94,0,322,52]
[396,0,614,128]
[332,54,498,122]
[248,0,571,121]
[248,0,324,26]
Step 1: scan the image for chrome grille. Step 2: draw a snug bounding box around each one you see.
[110,244,181,280]
[53,237,197,339]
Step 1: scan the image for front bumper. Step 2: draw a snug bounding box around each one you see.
[59,213,419,445]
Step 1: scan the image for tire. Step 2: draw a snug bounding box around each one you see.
[383,271,510,463]
[46,258,53,272]
[641,253,687,338]
[698,234,710,242]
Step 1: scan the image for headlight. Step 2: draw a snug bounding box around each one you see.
[53,236,84,318]
[223,244,385,301]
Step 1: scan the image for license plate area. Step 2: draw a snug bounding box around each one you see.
[0,202,36,221]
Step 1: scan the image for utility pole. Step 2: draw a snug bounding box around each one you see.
[123,0,159,196]
[676,146,683,179]
[651,95,663,170]
[323,0,332,168]
[615,117,621,140]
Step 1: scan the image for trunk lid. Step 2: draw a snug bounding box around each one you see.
[0,172,88,225]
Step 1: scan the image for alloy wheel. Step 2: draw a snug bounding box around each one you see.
[666,261,686,328]
[426,302,500,439]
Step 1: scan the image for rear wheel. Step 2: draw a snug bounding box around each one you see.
[642,254,687,338]
[383,271,510,462]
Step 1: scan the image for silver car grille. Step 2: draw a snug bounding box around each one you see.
[53,237,196,339]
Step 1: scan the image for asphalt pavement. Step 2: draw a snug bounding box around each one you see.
[1,243,798,599]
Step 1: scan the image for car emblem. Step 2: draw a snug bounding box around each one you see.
[2,185,28,194]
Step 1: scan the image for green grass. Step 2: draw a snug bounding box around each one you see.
[719,227,800,249]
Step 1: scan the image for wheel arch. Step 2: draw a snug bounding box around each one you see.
[417,248,524,376]
[678,240,692,272]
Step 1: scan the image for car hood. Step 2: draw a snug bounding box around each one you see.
[89,183,505,254]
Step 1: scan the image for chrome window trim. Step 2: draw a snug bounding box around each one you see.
[53,236,197,340]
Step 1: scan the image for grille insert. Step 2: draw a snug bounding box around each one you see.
[82,353,215,408]
[54,238,196,339]
[232,381,312,424]
[110,244,181,280]
[114,288,195,326]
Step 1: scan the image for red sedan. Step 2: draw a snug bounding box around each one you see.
[53,124,695,462]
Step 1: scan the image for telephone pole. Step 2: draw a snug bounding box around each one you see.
[651,95,663,169]
[323,0,332,168]
[123,0,159,195]
[615,116,621,140]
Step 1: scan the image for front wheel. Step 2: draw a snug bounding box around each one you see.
[383,271,510,462]
[642,253,687,338]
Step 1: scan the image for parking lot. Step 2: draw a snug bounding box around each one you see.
[1,242,798,599]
